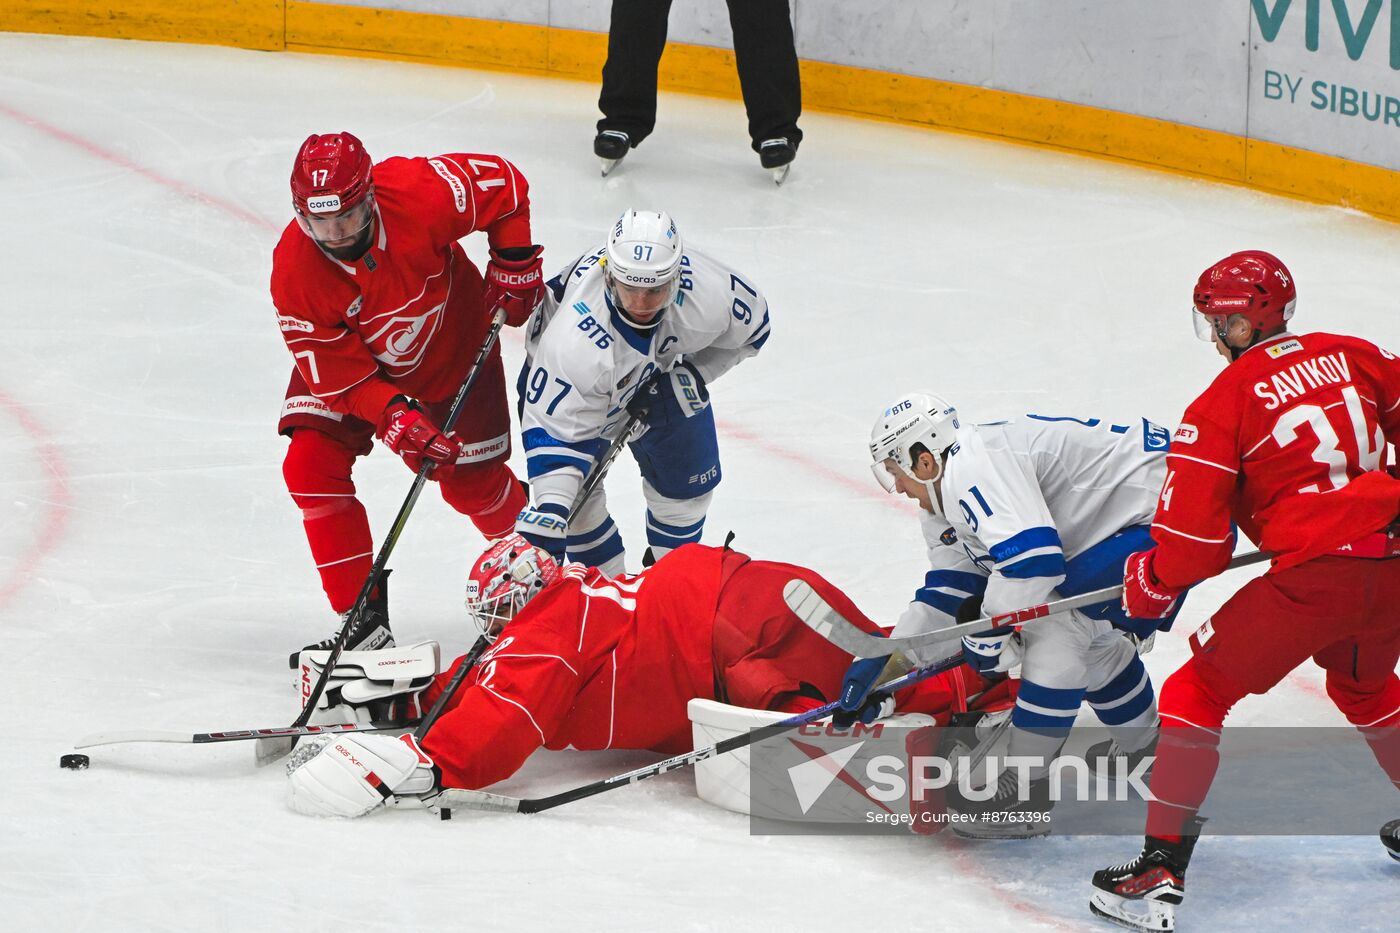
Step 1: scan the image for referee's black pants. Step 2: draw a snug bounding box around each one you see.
[597,0,803,153]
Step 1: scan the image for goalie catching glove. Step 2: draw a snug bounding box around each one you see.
[286,733,440,818]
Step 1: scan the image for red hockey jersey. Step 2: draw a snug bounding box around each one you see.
[419,545,999,789]
[270,153,532,423]
[1151,331,1400,586]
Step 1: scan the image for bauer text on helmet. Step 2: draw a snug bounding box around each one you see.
[869,393,959,518]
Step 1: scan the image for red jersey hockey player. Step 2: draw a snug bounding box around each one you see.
[272,133,543,654]
[1090,251,1400,932]
[284,537,1013,817]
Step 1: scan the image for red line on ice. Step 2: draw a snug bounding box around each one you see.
[0,100,279,232]
[0,392,72,609]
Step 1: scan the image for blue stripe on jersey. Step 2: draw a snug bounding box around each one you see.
[521,428,609,458]
[913,588,964,616]
[750,310,771,342]
[988,526,1062,564]
[751,330,772,352]
[924,569,988,595]
[526,452,593,479]
[999,553,1067,579]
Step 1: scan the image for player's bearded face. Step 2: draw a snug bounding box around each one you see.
[296,192,376,262]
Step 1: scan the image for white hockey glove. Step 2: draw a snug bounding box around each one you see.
[293,641,439,723]
[286,733,440,818]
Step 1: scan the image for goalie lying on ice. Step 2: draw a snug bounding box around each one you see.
[286,538,1014,817]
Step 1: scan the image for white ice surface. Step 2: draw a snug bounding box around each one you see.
[2,32,1397,932]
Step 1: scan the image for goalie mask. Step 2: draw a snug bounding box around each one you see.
[465,534,561,638]
[603,209,684,329]
[869,392,959,518]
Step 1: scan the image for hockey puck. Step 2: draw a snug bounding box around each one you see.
[59,753,90,771]
[440,807,452,821]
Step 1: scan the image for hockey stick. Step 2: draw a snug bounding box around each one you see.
[567,410,642,524]
[435,658,960,816]
[420,413,640,736]
[413,635,491,741]
[256,308,510,767]
[74,719,419,749]
[414,418,638,742]
[784,549,1270,663]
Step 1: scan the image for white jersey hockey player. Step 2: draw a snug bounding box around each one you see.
[837,393,1187,835]
[514,209,771,573]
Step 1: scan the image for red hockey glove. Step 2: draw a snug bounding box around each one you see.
[1121,549,1184,620]
[484,245,546,327]
[376,396,463,474]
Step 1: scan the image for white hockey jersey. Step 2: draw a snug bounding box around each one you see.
[892,415,1170,656]
[519,245,771,506]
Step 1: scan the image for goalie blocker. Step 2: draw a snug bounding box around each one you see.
[293,641,440,726]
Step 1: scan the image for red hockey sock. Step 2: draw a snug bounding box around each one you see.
[283,430,373,613]
[1145,659,1233,838]
[439,462,527,540]
[1327,671,1400,791]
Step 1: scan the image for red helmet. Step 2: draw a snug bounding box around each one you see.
[1192,250,1296,336]
[290,133,375,244]
[465,534,561,637]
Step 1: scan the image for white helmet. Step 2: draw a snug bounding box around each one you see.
[604,209,684,329]
[869,393,960,516]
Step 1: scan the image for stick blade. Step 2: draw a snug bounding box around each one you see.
[782,579,879,656]
[437,789,524,813]
[74,730,190,748]
[254,735,297,767]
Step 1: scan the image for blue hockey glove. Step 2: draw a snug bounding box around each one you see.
[832,653,893,729]
[625,361,709,425]
[960,629,1023,681]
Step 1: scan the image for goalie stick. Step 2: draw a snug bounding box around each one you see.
[434,658,960,816]
[255,308,509,767]
[784,550,1270,663]
[74,719,419,749]
[412,413,641,744]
